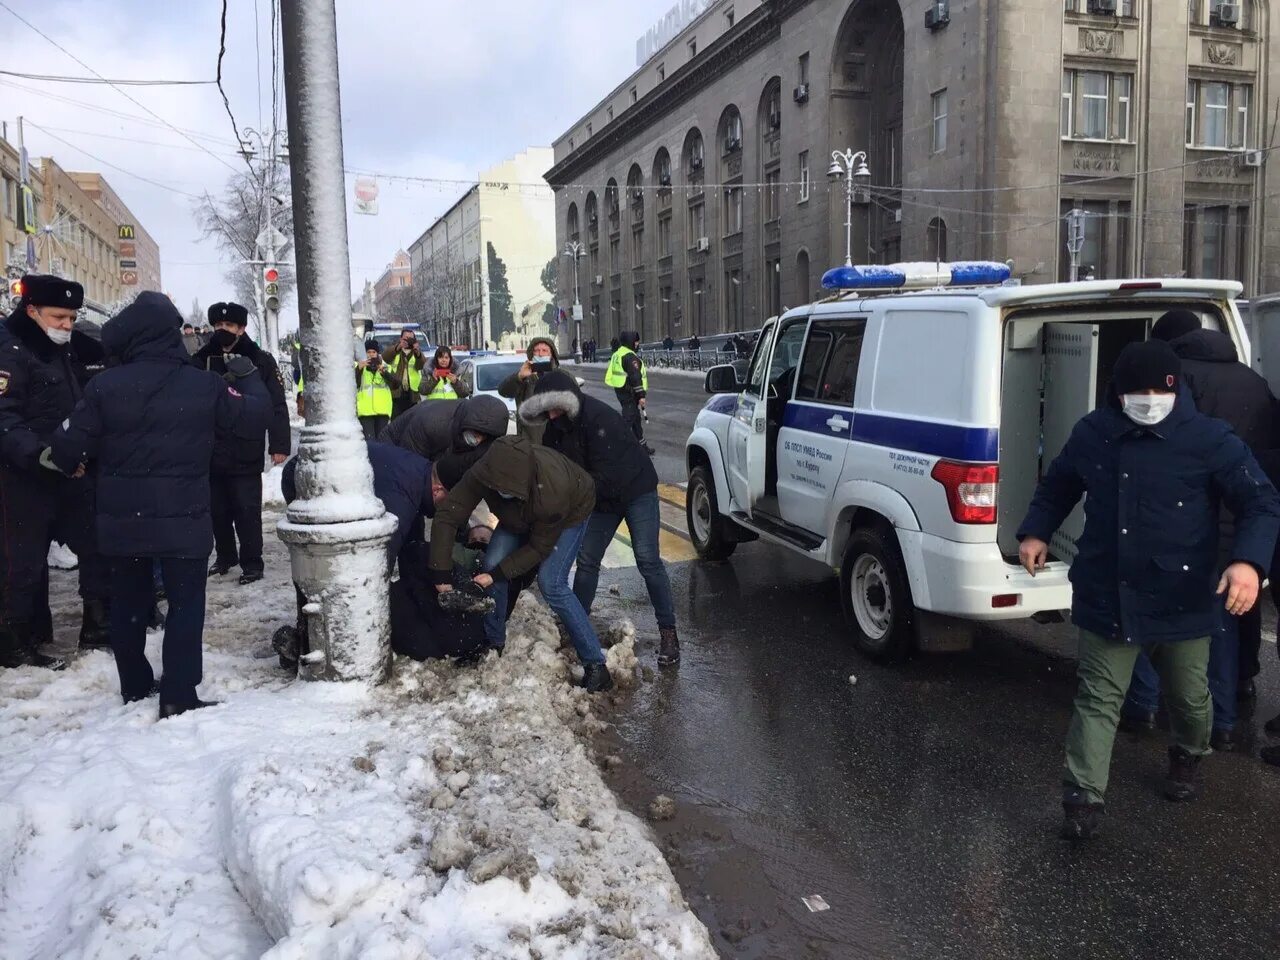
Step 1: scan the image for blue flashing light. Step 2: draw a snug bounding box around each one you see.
[948,261,1012,285]
[821,264,907,290]
[822,260,1012,292]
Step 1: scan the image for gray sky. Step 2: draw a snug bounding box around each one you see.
[0,0,658,333]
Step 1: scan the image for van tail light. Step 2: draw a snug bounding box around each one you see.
[931,461,999,525]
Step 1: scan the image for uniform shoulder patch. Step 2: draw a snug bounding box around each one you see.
[0,370,10,395]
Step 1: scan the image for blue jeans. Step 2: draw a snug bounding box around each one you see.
[573,491,676,629]
[482,522,605,665]
[1124,606,1239,732]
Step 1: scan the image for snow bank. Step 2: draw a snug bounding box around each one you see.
[0,523,713,960]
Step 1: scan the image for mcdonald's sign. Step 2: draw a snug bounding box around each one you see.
[118,224,135,240]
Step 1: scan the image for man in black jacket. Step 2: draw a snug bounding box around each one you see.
[51,292,269,718]
[520,370,680,666]
[0,274,109,669]
[193,302,291,585]
[1122,309,1278,749]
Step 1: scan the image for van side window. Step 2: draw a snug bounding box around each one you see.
[744,322,776,397]
[795,319,866,406]
[769,321,809,398]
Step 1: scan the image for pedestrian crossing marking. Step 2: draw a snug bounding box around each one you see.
[604,519,699,569]
[656,483,687,510]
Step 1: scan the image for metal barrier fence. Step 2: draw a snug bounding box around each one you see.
[635,348,746,372]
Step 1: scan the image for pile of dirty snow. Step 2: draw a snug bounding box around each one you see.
[0,520,713,960]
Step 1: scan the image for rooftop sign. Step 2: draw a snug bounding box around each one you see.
[636,0,712,67]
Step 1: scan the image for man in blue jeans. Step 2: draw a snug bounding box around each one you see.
[519,370,680,666]
[429,435,613,692]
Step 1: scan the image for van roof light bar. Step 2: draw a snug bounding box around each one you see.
[820,260,1012,292]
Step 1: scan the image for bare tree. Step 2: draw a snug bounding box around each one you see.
[420,254,470,346]
[193,162,296,339]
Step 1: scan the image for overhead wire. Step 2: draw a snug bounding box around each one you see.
[24,121,205,199]
[0,69,214,86]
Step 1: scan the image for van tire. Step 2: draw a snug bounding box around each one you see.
[841,527,915,661]
[686,466,737,561]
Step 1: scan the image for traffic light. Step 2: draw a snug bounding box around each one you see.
[7,278,23,311]
[263,266,281,312]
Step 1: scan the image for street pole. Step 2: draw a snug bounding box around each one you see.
[563,240,583,360]
[278,0,396,685]
[1066,208,1086,283]
[828,149,871,268]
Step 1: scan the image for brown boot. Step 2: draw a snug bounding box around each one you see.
[657,626,680,667]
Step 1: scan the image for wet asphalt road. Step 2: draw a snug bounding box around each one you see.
[577,367,1280,960]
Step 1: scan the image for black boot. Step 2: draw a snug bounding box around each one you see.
[159,699,220,720]
[1164,746,1202,802]
[1117,709,1156,736]
[8,621,66,670]
[1264,711,1280,736]
[657,625,680,667]
[1060,801,1104,843]
[238,570,264,586]
[78,599,112,650]
[1210,728,1241,753]
[208,562,233,578]
[581,663,614,693]
[272,625,300,669]
[0,624,29,668]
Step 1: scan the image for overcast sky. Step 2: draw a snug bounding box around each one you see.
[0,0,659,333]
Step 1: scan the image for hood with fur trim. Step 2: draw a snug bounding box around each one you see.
[518,369,582,425]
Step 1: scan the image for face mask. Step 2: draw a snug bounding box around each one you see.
[460,430,486,448]
[44,326,72,346]
[212,329,239,350]
[1121,393,1175,426]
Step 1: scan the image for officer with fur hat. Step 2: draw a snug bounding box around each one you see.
[0,274,110,668]
[193,302,291,585]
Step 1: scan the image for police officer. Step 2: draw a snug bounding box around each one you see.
[193,302,290,585]
[605,330,651,453]
[0,274,109,668]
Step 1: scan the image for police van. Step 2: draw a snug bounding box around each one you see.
[684,261,1248,660]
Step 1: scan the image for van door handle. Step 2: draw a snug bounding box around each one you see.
[826,415,850,432]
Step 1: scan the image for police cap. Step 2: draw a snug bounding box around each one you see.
[20,274,84,310]
[208,302,250,327]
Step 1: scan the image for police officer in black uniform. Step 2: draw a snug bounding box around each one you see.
[192,302,290,585]
[0,274,110,668]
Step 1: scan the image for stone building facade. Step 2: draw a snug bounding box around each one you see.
[547,0,1280,343]
[69,172,162,294]
[373,249,412,323]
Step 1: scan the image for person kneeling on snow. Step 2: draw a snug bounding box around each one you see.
[519,369,681,667]
[430,436,614,692]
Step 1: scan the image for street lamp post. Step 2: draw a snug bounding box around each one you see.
[563,240,584,360]
[277,0,396,684]
[828,149,872,267]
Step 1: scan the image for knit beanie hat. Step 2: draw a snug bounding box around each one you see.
[1112,339,1181,395]
[1151,309,1202,343]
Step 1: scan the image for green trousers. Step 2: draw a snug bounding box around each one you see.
[1063,629,1212,805]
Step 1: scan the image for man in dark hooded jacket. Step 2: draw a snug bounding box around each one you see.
[380,394,509,462]
[520,370,680,666]
[0,274,109,668]
[1123,309,1279,749]
[193,302,291,586]
[51,292,269,718]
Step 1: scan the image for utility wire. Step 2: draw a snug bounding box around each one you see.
[25,121,204,199]
[0,68,214,86]
[253,0,264,133]
[0,0,239,174]
[217,0,248,164]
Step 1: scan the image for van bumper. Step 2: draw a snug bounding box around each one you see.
[900,530,1071,621]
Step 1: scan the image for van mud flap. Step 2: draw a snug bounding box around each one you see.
[914,610,976,653]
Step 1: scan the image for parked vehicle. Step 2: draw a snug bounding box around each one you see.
[685,262,1248,660]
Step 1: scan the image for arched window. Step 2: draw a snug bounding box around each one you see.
[926,217,948,262]
[585,192,599,243]
[654,148,672,187]
[719,105,743,155]
[605,179,620,232]
[567,203,579,242]
[684,128,706,176]
[627,164,644,222]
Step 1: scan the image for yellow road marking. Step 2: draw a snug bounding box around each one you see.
[656,483,687,509]
[613,520,699,564]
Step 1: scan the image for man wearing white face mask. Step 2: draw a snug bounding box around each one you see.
[1017,339,1280,843]
[0,274,110,669]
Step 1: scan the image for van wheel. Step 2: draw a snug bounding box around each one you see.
[686,466,737,561]
[841,527,915,661]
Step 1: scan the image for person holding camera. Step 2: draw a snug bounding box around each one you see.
[422,345,471,401]
[356,340,398,440]
[383,328,428,419]
[500,337,559,443]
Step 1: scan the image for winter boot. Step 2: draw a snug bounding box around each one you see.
[1117,709,1156,736]
[14,620,66,671]
[581,663,614,693]
[159,699,220,720]
[208,562,233,578]
[1060,787,1104,843]
[1211,728,1241,753]
[0,624,29,668]
[272,625,301,668]
[78,599,112,650]
[1164,746,1202,802]
[238,571,264,586]
[657,626,681,667]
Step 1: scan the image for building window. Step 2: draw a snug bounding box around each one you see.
[765,258,781,317]
[798,52,810,86]
[725,267,742,329]
[1062,70,1136,141]
[1187,79,1250,148]
[688,37,697,57]
[1236,205,1250,283]
[660,283,673,336]
[723,185,743,236]
[764,169,781,222]
[632,226,644,268]
[926,217,948,262]
[607,106,614,122]
[569,138,575,151]
[658,216,672,257]
[931,89,947,153]
[630,87,638,104]
[586,122,593,138]
[1059,200,1132,280]
[657,63,665,83]
[690,275,705,334]
[799,151,810,202]
[725,6,735,27]
[1201,206,1228,278]
[635,291,645,334]
[723,112,742,153]
[1065,0,1134,13]
[688,198,706,241]
[610,236,621,273]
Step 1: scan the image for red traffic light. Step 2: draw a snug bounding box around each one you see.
[263,267,280,283]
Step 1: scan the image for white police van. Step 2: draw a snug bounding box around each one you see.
[685,261,1247,660]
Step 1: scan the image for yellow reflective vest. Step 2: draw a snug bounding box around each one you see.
[356,367,393,417]
[424,373,459,400]
[605,345,648,390]
[389,352,423,394]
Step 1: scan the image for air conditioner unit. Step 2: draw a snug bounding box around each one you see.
[594,274,604,286]
[1244,149,1264,167]
[925,0,950,30]
[1088,0,1117,12]
[696,237,711,253]
[1213,1,1240,25]
[793,83,810,104]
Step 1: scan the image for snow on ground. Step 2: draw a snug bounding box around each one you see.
[1,512,715,960]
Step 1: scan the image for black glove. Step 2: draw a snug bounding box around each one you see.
[223,355,257,383]
[438,579,496,616]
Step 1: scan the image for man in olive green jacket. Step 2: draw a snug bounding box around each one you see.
[430,434,612,691]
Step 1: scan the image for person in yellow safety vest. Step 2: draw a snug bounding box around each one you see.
[295,368,305,419]
[422,345,472,401]
[605,330,652,454]
[382,328,428,419]
[355,339,398,439]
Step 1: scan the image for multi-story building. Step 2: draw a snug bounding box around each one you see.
[408,148,556,349]
[373,249,413,323]
[1,135,42,275]
[34,157,123,314]
[547,0,1280,343]
[69,172,162,293]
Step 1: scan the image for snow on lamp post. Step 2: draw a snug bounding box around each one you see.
[828,149,871,268]
[563,240,584,360]
[277,0,396,684]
